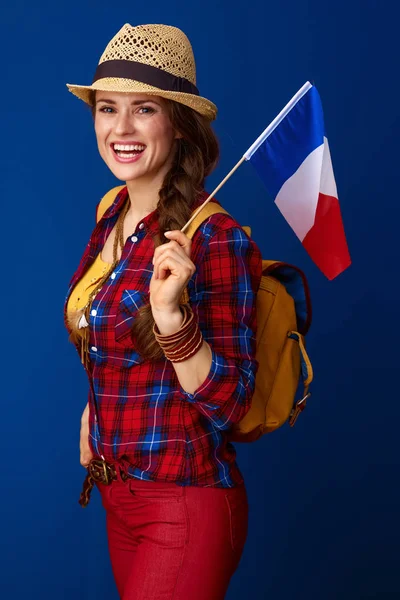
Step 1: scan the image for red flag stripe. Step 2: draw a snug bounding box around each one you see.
[302,192,351,280]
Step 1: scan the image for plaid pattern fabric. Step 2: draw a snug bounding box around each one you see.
[64,187,262,487]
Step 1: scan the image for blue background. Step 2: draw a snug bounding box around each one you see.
[2,1,398,598]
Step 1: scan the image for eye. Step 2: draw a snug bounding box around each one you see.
[98,106,114,114]
[138,106,155,114]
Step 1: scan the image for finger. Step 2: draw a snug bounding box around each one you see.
[154,252,195,280]
[157,255,195,281]
[153,239,187,264]
[157,256,180,281]
[153,243,186,271]
[153,249,190,279]
[163,230,192,257]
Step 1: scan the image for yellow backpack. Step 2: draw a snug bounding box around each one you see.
[181,202,314,442]
[97,187,314,442]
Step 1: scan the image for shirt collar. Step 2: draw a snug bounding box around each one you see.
[102,186,217,236]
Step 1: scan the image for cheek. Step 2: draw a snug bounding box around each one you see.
[94,119,107,145]
[147,117,175,149]
[156,127,177,156]
[94,125,110,160]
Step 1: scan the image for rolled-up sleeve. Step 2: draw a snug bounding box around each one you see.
[178,225,262,430]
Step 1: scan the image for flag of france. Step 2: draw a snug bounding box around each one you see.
[244,82,351,280]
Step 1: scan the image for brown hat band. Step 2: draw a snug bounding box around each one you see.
[92,60,200,95]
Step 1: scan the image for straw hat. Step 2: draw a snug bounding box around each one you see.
[66,23,217,121]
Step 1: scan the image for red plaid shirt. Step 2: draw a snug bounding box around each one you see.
[64,186,262,488]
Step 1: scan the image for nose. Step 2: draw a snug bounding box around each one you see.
[114,109,136,136]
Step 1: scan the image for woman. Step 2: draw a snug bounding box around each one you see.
[64,23,262,600]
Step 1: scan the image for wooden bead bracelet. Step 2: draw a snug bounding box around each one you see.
[153,304,203,363]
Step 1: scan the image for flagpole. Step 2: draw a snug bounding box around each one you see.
[181,156,246,233]
[180,80,312,234]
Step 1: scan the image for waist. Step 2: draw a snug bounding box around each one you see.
[87,457,130,484]
[88,452,244,489]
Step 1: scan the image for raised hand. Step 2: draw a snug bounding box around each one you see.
[149,230,195,333]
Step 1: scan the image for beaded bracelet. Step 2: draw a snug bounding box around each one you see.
[153,304,203,363]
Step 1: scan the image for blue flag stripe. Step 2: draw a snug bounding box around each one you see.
[249,86,326,199]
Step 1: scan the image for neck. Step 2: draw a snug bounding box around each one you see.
[125,180,159,222]
[125,161,172,221]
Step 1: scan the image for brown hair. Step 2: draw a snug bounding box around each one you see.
[89,90,220,360]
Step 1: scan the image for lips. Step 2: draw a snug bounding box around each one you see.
[110,142,146,163]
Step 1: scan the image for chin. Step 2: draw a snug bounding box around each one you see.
[105,163,143,182]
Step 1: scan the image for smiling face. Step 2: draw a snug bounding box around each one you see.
[93,91,180,185]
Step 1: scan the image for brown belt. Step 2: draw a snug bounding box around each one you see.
[79,459,127,508]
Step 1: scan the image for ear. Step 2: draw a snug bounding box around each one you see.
[174,131,184,140]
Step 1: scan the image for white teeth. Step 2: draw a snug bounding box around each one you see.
[113,144,145,151]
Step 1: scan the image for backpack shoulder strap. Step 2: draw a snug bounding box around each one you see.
[96,185,126,223]
[183,202,230,240]
[179,202,229,304]
[261,261,312,335]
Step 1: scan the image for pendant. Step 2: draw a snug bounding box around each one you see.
[78,313,89,329]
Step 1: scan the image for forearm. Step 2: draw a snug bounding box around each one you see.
[152,308,213,394]
[81,402,89,424]
[80,402,93,466]
[172,340,212,394]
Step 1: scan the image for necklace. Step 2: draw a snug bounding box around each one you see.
[68,198,130,369]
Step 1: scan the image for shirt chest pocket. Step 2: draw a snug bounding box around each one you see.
[109,289,149,369]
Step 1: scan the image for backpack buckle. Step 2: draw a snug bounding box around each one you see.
[289,392,311,427]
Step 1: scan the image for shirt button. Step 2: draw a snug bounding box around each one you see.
[111,272,116,280]
[131,235,138,243]
[138,223,144,230]
[91,346,97,352]
[91,309,97,316]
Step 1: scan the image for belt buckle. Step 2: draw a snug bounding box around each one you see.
[89,459,114,485]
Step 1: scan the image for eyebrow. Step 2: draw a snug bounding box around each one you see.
[95,98,161,107]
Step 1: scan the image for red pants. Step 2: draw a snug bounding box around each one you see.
[96,469,249,600]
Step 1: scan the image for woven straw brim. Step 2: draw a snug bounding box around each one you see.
[66,77,217,121]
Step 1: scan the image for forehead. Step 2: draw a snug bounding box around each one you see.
[95,91,165,105]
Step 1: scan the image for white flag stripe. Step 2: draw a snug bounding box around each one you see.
[320,137,338,199]
[243,81,313,161]
[274,143,324,241]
